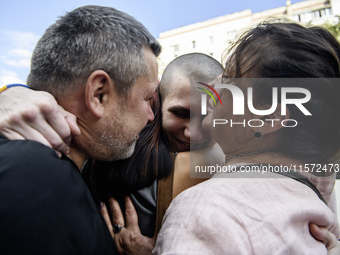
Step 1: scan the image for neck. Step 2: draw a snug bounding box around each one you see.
[222,134,278,165]
[57,95,90,171]
[224,150,269,165]
[225,150,305,167]
[68,145,88,170]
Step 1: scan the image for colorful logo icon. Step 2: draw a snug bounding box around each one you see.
[196,82,222,107]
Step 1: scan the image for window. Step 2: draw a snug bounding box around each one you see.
[172,44,179,57]
[312,9,331,19]
[226,30,237,43]
[320,8,331,17]
[293,8,332,22]
[192,40,196,49]
[300,12,313,22]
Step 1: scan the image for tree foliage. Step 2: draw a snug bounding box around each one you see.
[322,16,340,41]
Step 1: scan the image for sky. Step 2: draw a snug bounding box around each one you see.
[0,0,305,85]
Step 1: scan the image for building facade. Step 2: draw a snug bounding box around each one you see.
[157,0,340,74]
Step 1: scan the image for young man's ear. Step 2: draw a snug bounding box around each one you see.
[252,104,290,136]
[84,70,114,118]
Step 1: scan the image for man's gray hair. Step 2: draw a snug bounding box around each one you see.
[160,53,223,99]
[27,5,161,97]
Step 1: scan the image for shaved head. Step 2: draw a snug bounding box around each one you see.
[160,53,223,100]
[160,53,223,152]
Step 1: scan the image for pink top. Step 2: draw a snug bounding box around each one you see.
[153,170,339,255]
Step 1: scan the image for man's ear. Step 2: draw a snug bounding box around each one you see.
[252,104,290,136]
[84,70,113,118]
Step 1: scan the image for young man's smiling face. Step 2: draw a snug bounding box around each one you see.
[161,73,213,152]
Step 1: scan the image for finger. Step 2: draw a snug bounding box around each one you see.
[12,117,69,154]
[124,196,139,230]
[22,95,72,149]
[108,197,125,227]
[309,223,337,250]
[1,125,54,149]
[26,124,69,154]
[42,105,73,145]
[63,110,81,136]
[24,92,72,153]
[0,88,70,154]
[10,104,71,154]
[55,151,62,158]
[108,198,126,254]
[0,89,70,154]
[0,129,25,141]
[1,128,62,157]
[100,202,114,239]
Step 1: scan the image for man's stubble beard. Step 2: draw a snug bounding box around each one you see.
[91,107,139,161]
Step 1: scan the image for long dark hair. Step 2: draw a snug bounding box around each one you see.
[82,93,173,203]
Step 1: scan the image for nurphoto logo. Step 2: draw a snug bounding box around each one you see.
[197,79,312,128]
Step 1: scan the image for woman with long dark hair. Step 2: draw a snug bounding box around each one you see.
[83,91,173,238]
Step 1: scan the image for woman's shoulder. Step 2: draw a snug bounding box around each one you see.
[171,144,224,198]
[175,143,224,167]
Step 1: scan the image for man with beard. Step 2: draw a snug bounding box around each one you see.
[0,5,160,254]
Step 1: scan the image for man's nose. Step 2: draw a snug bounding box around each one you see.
[148,106,155,123]
[189,120,205,142]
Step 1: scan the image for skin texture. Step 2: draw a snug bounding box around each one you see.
[77,47,159,162]
[309,223,340,255]
[0,87,80,155]
[0,46,159,169]
[101,197,155,255]
[161,73,214,153]
[53,47,159,169]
